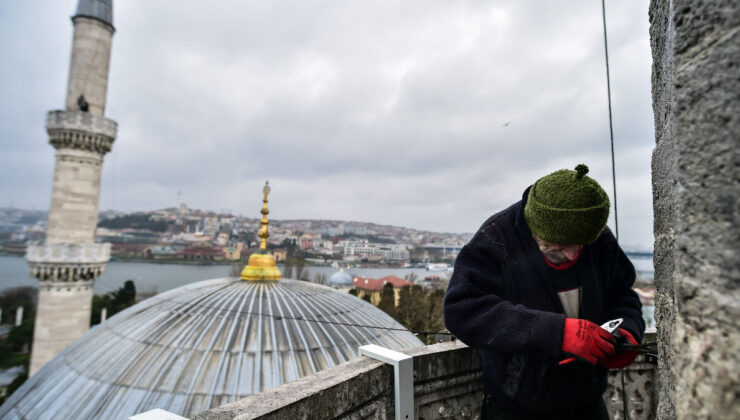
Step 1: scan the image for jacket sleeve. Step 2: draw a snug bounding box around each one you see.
[601,232,646,343]
[443,228,565,359]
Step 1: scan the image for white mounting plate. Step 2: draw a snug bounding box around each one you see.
[359,344,414,420]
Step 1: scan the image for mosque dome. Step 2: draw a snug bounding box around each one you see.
[2,182,422,419]
[329,268,353,287]
[0,277,422,419]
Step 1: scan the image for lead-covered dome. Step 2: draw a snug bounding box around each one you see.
[0,278,422,419]
[329,269,353,287]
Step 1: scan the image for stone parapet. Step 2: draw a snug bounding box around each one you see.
[606,331,658,420]
[194,340,658,420]
[26,242,110,282]
[194,341,483,420]
[46,110,117,154]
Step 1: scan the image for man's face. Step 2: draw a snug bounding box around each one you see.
[532,235,583,264]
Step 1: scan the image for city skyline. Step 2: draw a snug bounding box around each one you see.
[0,1,655,247]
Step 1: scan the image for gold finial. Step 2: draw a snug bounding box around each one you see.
[258,180,271,251]
[241,181,281,281]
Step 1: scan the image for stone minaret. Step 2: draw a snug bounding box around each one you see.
[26,0,116,376]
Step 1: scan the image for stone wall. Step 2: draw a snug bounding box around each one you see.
[649,1,740,419]
[29,281,93,375]
[194,341,484,420]
[193,341,657,420]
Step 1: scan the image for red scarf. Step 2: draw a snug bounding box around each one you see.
[542,247,583,270]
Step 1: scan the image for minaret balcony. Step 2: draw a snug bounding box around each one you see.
[26,242,110,283]
[46,110,117,154]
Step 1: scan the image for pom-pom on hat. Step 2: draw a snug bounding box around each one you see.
[524,164,610,245]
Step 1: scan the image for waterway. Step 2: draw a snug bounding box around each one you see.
[0,254,654,295]
[0,256,439,295]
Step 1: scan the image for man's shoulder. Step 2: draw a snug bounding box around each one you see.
[591,226,619,251]
[477,201,522,236]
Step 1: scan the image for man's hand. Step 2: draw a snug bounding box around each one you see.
[601,328,639,369]
[560,318,615,365]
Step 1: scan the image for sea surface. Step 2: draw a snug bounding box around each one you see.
[0,254,654,295]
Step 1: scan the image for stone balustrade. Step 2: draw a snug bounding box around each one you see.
[194,336,658,420]
[26,242,110,263]
[46,110,117,153]
[26,242,110,283]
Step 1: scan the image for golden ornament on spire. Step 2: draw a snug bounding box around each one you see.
[241,181,281,281]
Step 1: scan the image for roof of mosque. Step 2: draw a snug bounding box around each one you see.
[329,269,353,286]
[73,0,113,28]
[0,278,422,419]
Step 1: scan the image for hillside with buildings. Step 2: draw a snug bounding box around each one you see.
[0,206,470,266]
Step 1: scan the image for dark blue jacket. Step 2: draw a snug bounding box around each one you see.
[444,189,644,413]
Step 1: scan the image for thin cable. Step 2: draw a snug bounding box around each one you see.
[601,0,619,243]
[601,1,627,418]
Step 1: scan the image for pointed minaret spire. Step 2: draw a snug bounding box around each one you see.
[241,181,281,281]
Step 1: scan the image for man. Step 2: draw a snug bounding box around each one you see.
[444,164,644,419]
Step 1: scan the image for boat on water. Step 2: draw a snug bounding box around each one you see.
[425,263,450,271]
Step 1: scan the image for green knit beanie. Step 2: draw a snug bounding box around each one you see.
[524,164,610,245]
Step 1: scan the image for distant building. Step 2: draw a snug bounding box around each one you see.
[352,275,413,306]
[342,241,410,262]
[179,244,225,261]
[222,241,244,260]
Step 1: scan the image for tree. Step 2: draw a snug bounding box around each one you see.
[392,285,445,345]
[91,280,138,326]
[7,319,34,352]
[113,280,136,307]
[0,287,37,324]
[348,288,358,296]
[422,289,446,344]
[98,213,169,232]
[377,283,397,319]
[404,272,418,283]
[283,257,294,279]
[295,256,310,281]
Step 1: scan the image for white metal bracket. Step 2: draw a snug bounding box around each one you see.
[359,344,414,420]
[129,408,190,420]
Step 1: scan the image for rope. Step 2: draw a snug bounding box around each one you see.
[601,0,619,243]
[600,1,628,418]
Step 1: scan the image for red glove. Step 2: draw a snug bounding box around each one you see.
[560,318,615,365]
[601,328,639,369]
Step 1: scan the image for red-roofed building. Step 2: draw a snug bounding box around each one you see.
[352,275,413,306]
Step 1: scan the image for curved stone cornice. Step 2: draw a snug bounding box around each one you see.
[26,242,111,264]
[26,242,110,283]
[46,110,117,154]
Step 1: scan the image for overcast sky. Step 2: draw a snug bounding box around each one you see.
[0,1,655,249]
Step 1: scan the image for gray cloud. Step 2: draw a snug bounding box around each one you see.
[0,0,655,248]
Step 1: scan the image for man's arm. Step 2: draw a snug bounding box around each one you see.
[443,228,565,358]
